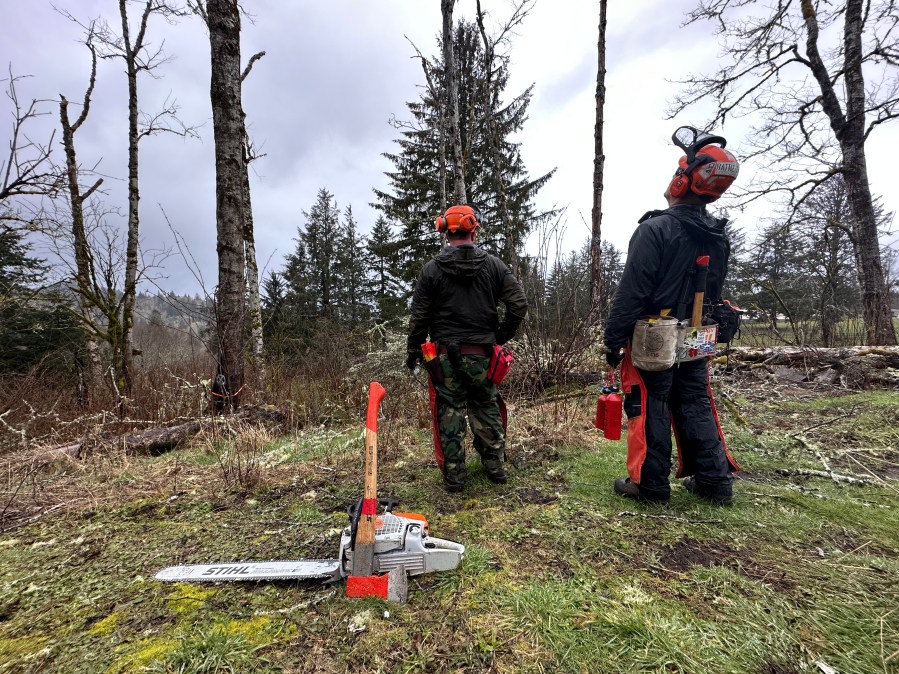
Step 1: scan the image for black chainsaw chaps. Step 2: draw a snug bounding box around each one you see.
[637,369,675,501]
[670,360,732,495]
[623,386,641,419]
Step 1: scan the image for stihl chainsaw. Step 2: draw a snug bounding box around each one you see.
[155,382,464,586]
[154,499,465,583]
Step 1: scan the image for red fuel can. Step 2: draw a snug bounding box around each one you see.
[603,388,623,441]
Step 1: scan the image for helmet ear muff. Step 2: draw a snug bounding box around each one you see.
[669,170,690,199]
[435,216,447,233]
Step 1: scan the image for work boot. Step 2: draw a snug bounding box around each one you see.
[483,459,507,484]
[682,476,733,506]
[443,463,466,493]
[613,477,669,506]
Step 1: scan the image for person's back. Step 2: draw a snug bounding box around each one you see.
[604,205,730,350]
[410,243,525,348]
[407,205,527,493]
[603,127,741,507]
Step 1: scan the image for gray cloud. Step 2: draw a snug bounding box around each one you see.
[3,0,897,293]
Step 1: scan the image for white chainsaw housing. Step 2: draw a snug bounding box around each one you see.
[340,513,465,576]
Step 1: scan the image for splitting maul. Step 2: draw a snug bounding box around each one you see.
[154,505,465,585]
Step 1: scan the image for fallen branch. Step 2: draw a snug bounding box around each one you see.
[776,468,875,486]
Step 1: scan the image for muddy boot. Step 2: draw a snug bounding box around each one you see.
[483,459,507,484]
[614,477,669,506]
[682,476,733,505]
[443,462,467,493]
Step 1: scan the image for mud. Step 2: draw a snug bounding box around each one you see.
[657,536,795,592]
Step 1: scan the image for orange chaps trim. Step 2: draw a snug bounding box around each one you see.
[620,349,647,483]
[428,380,444,470]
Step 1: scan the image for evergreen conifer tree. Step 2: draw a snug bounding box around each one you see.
[367,215,406,322]
[373,20,555,283]
[334,205,370,326]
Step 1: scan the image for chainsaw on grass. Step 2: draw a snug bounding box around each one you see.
[154,498,465,583]
[155,382,464,587]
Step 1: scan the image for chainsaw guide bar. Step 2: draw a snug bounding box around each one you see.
[154,512,465,584]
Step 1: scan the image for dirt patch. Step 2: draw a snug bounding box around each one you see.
[657,537,795,592]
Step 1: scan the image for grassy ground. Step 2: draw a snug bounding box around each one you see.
[1,381,897,674]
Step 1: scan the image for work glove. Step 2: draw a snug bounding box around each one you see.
[406,350,422,372]
[605,347,624,369]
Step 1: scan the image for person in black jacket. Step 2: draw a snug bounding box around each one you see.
[407,205,528,492]
[604,128,741,506]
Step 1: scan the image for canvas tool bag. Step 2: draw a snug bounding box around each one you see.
[630,315,680,371]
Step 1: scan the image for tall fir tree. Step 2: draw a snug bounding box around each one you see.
[334,205,370,326]
[289,188,341,318]
[367,215,406,322]
[373,20,555,283]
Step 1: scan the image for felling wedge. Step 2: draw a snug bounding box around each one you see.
[153,382,464,603]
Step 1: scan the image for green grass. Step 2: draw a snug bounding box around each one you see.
[1,386,897,673]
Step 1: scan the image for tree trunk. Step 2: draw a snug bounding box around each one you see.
[441,0,467,205]
[475,0,520,277]
[800,0,897,345]
[243,141,266,393]
[208,0,247,411]
[840,0,896,345]
[60,93,104,406]
[589,0,607,318]
[119,0,141,404]
[240,52,267,396]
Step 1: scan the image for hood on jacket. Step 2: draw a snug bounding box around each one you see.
[670,204,728,242]
[435,244,488,281]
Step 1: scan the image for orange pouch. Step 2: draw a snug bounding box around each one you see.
[486,344,514,384]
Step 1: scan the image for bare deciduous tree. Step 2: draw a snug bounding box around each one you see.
[590,0,607,318]
[64,0,194,402]
[670,0,898,345]
[441,0,467,205]
[59,27,105,405]
[241,52,267,394]
[202,0,248,412]
[1,68,62,222]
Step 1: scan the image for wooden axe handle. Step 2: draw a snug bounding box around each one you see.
[356,382,386,549]
[691,256,710,327]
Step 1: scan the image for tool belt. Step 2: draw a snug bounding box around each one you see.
[437,343,491,356]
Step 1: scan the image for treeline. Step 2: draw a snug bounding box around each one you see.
[259,186,626,364]
[726,176,897,347]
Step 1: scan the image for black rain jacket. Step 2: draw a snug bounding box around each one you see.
[604,204,730,350]
[407,244,528,355]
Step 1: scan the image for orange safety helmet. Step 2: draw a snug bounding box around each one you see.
[668,127,739,201]
[435,205,480,234]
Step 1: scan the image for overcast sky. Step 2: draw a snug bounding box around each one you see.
[3,0,898,295]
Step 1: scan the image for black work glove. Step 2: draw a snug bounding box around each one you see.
[406,350,422,372]
[605,347,624,369]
